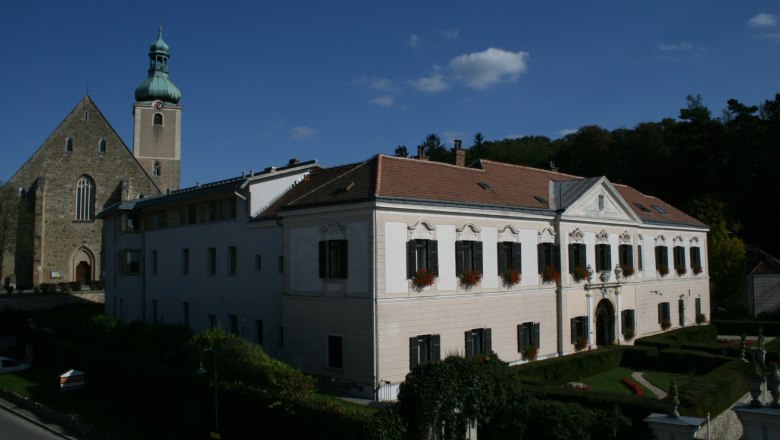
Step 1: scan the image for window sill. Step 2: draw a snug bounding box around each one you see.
[72,220,95,224]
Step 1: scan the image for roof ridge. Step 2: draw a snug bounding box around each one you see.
[285,160,371,206]
[379,154,485,172]
[479,159,582,179]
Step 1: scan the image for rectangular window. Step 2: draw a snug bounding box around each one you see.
[229,314,238,334]
[678,299,685,327]
[228,198,237,219]
[658,302,671,324]
[182,248,190,275]
[183,302,190,327]
[638,245,643,271]
[537,242,560,274]
[151,250,158,275]
[690,247,702,273]
[188,204,197,224]
[455,241,483,276]
[497,241,522,275]
[124,214,141,232]
[208,247,217,275]
[319,240,348,278]
[278,256,284,273]
[255,254,262,271]
[208,314,217,330]
[151,299,158,323]
[409,334,441,369]
[118,250,142,275]
[655,245,669,273]
[464,328,492,359]
[621,309,635,332]
[595,244,611,272]
[618,244,634,271]
[517,322,540,352]
[256,320,264,347]
[328,335,343,369]
[228,246,237,276]
[568,243,587,273]
[695,297,702,317]
[673,246,686,274]
[407,239,439,277]
[571,316,589,344]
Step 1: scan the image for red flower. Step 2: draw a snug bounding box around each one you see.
[621,377,644,397]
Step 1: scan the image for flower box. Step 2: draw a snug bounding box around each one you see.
[459,270,482,289]
[572,266,590,283]
[657,264,669,277]
[621,264,635,277]
[411,268,436,290]
[676,266,687,276]
[542,265,561,286]
[696,313,707,325]
[693,265,702,275]
[623,328,635,341]
[501,268,521,287]
[522,344,538,361]
[661,319,672,330]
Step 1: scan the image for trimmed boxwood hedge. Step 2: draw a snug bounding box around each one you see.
[713,320,780,337]
[513,346,623,386]
[634,325,717,350]
[657,349,733,374]
[677,360,752,418]
[620,345,659,370]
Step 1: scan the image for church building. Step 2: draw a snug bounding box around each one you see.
[2,28,182,289]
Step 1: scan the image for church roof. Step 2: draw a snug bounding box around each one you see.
[135,27,181,104]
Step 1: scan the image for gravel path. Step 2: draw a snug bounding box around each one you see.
[631,371,667,399]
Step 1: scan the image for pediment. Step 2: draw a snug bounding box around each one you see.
[561,178,640,223]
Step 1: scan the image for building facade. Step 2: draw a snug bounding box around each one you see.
[101,152,710,400]
[1,29,181,288]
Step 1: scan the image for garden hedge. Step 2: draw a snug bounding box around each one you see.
[513,346,623,385]
[713,320,780,337]
[619,345,659,370]
[634,325,717,350]
[657,349,733,374]
[677,360,753,417]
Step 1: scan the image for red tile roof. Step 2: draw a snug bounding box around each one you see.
[269,155,704,227]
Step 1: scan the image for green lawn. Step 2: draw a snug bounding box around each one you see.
[580,366,655,397]
[642,370,694,394]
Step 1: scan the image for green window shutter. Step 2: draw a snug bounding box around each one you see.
[571,318,578,344]
[658,303,663,323]
[409,337,419,370]
[497,242,506,275]
[538,243,544,274]
[339,240,348,278]
[533,323,540,347]
[513,243,523,273]
[553,244,562,272]
[319,241,327,278]
[484,328,492,355]
[406,240,414,279]
[583,318,589,339]
[455,241,464,276]
[465,331,474,359]
[605,245,612,269]
[475,241,483,273]
[517,324,526,352]
[580,245,587,269]
[429,240,438,274]
[431,334,441,361]
[568,244,575,274]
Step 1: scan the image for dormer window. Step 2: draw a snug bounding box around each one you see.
[153,113,163,126]
[66,137,73,152]
[98,138,106,153]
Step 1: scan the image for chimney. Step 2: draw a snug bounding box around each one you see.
[288,158,300,166]
[453,139,465,167]
[416,146,429,161]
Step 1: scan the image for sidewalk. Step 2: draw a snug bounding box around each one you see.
[0,392,80,439]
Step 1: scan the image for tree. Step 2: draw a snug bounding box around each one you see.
[394,145,409,158]
[0,183,20,284]
[418,133,451,163]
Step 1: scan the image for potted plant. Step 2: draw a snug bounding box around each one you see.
[542,265,561,285]
[411,268,436,290]
[621,264,635,277]
[575,336,588,352]
[459,270,482,290]
[522,344,538,361]
[696,313,707,325]
[657,264,669,277]
[501,268,521,287]
[693,264,703,275]
[572,266,590,283]
[676,266,687,276]
[623,328,635,341]
[660,319,672,330]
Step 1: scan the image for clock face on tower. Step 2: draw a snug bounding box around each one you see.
[153,101,163,111]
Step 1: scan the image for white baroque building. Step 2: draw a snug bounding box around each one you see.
[101,152,710,400]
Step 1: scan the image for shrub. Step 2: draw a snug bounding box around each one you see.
[635,325,717,350]
[657,349,732,374]
[411,268,435,289]
[501,268,521,287]
[572,266,589,282]
[620,346,658,370]
[513,346,623,386]
[677,361,752,417]
[712,320,780,337]
[621,377,644,397]
[459,270,482,289]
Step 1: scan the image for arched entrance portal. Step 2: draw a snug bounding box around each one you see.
[595,299,615,347]
[72,247,94,285]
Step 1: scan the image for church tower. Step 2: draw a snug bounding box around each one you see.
[133,27,182,193]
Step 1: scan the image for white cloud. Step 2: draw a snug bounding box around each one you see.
[655,41,694,51]
[748,12,778,28]
[291,126,316,139]
[448,48,529,90]
[353,75,399,92]
[371,96,394,107]
[409,73,450,93]
[442,29,459,40]
[409,34,421,48]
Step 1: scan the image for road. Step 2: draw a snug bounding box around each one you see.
[0,405,65,439]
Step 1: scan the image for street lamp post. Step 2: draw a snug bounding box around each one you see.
[196,348,220,439]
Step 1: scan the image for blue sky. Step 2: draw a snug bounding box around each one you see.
[1,1,778,187]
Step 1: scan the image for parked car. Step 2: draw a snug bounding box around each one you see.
[0,356,29,374]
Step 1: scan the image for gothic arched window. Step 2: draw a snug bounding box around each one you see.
[98,138,106,153]
[153,113,163,126]
[66,137,73,152]
[75,175,95,220]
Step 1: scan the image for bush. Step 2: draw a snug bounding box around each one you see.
[635,325,717,350]
[657,349,732,374]
[677,361,752,417]
[513,346,623,386]
[713,320,780,337]
[620,346,658,370]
